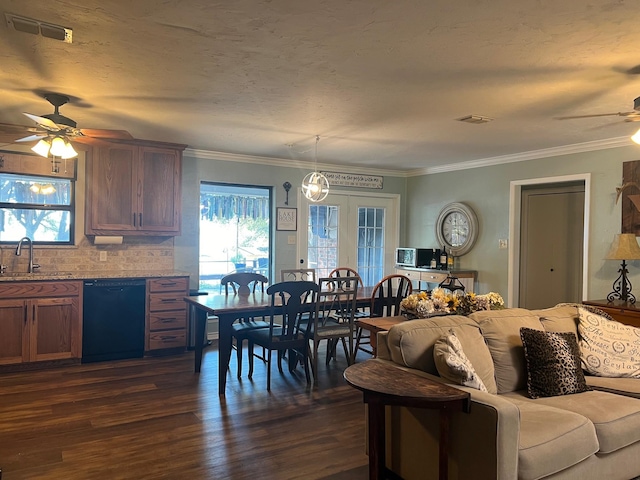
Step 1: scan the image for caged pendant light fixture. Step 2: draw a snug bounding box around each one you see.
[301,135,329,202]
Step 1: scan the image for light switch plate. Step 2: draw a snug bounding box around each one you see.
[498,239,508,249]
[287,235,296,245]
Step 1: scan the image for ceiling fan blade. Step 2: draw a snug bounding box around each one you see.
[23,112,62,131]
[15,134,47,143]
[79,128,133,140]
[0,123,35,134]
[555,111,637,120]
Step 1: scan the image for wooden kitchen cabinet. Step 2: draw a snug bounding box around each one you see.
[0,281,82,366]
[146,276,188,353]
[85,139,186,236]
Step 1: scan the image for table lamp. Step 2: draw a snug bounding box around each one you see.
[606,233,640,304]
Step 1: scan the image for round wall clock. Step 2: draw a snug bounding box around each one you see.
[435,202,479,257]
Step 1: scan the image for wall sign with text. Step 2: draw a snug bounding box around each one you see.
[320,171,383,189]
[276,207,297,231]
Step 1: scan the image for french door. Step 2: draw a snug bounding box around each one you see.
[299,192,399,287]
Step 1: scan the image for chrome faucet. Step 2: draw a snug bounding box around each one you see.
[16,237,40,273]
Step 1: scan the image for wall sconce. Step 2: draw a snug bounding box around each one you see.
[606,233,640,303]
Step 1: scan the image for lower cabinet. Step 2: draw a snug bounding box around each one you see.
[146,276,188,352]
[0,282,82,365]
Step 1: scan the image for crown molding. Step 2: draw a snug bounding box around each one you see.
[405,136,633,176]
[187,135,634,179]
[185,148,407,177]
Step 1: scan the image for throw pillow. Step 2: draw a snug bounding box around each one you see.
[520,327,590,399]
[434,329,488,392]
[578,306,640,378]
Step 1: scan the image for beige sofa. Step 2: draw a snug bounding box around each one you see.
[374,305,640,480]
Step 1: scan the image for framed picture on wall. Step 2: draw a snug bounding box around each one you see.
[276,207,297,231]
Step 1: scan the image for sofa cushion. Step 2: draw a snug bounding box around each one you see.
[433,329,488,392]
[506,389,640,454]
[533,304,581,337]
[505,396,599,480]
[386,315,498,393]
[520,327,590,399]
[469,308,544,394]
[578,306,640,378]
[586,375,640,399]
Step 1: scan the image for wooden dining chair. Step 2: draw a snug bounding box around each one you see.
[221,272,270,378]
[280,268,316,283]
[354,274,412,358]
[245,280,319,390]
[303,276,359,385]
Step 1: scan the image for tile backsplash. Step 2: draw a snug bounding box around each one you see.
[3,237,175,274]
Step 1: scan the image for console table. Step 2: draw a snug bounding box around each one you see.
[395,267,477,293]
[583,299,640,328]
[344,360,471,480]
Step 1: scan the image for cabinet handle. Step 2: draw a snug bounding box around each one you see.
[160,298,177,303]
[162,282,177,286]
[139,213,142,227]
[133,213,136,227]
[24,304,28,323]
[161,317,177,322]
[33,304,36,322]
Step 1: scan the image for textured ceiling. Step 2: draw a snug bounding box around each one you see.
[2,0,640,172]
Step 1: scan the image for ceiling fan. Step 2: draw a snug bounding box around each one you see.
[556,96,640,122]
[0,93,133,158]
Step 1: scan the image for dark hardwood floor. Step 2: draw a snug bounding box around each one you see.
[0,343,369,479]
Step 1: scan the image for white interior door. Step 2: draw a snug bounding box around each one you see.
[299,192,399,286]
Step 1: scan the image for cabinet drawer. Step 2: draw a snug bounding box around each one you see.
[148,330,186,350]
[148,277,188,293]
[149,310,187,331]
[149,293,186,312]
[421,272,448,283]
[396,269,421,280]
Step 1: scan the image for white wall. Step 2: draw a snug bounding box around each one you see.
[405,144,640,304]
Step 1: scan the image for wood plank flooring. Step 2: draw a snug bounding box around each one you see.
[0,344,369,479]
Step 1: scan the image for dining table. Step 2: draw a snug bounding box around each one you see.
[184,286,375,395]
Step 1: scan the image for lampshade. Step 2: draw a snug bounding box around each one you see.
[302,171,330,202]
[606,233,640,260]
[632,128,640,145]
[60,140,78,159]
[31,138,51,157]
[49,136,67,156]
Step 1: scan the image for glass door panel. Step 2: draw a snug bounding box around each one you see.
[299,193,398,287]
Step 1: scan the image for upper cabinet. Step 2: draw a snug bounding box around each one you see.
[85,139,186,236]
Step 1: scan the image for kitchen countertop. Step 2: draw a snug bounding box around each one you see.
[0,270,190,282]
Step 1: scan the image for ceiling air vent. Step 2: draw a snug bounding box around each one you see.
[5,13,72,43]
[456,115,493,124]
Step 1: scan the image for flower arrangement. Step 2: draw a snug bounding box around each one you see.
[400,288,504,318]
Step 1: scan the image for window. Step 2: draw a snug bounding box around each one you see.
[0,173,74,244]
[199,182,271,290]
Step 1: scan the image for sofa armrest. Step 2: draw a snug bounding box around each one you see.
[373,359,520,480]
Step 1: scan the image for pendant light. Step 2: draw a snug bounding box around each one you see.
[301,135,329,202]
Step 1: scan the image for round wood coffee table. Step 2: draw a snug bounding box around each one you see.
[344,360,470,480]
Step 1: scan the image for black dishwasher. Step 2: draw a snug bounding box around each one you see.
[82,279,146,363]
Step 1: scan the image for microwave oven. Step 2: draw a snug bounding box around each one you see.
[395,247,440,268]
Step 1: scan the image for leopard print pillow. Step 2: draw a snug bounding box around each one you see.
[520,327,590,399]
